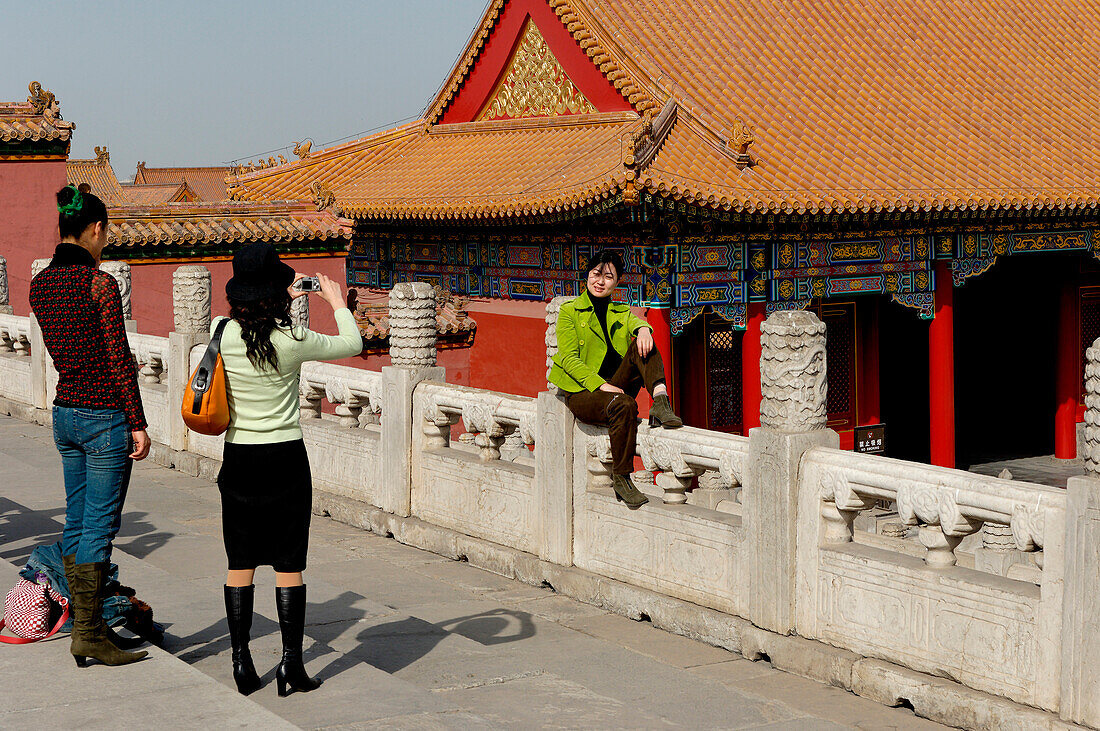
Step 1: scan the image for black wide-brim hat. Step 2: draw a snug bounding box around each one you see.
[225,242,295,301]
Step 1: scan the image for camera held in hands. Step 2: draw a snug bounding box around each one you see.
[294,276,321,293]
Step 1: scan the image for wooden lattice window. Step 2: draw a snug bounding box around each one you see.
[1080,287,1100,404]
[705,316,742,432]
[811,303,856,431]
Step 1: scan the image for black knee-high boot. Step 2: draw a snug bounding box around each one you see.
[224,585,261,695]
[274,585,321,697]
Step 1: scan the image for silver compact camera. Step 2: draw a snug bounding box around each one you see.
[294,276,321,292]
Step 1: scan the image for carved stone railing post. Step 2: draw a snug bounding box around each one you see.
[1061,337,1100,727]
[0,256,12,315]
[290,292,309,330]
[381,282,444,517]
[539,296,578,565]
[100,261,134,330]
[167,266,211,451]
[744,310,838,635]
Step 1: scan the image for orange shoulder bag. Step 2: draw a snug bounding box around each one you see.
[181,318,230,435]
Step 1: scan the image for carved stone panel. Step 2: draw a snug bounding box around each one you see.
[0,256,10,314]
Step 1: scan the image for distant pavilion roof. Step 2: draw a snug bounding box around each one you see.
[133,163,233,202]
[226,0,1100,219]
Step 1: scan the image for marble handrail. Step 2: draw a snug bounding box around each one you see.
[418,382,537,460]
[803,446,1065,567]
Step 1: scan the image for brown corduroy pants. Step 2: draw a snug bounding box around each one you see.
[564,339,667,475]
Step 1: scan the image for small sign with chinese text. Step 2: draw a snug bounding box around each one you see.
[855,424,885,454]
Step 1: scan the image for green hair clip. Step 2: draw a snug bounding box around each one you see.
[57,185,83,216]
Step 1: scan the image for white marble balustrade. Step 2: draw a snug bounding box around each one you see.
[299,361,383,428]
[802,447,1060,568]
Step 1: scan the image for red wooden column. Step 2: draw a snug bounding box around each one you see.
[858,298,882,425]
[742,302,766,432]
[929,261,955,467]
[646,306,674,396]
[1055,279,1078,459]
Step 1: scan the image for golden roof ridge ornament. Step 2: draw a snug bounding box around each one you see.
[729,118,755,170]
[310,181,336,211]
[27,81,73,130]
[95,146,109,165]
[293,140,312,159]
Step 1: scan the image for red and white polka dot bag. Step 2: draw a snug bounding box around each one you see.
[0,577,69,644]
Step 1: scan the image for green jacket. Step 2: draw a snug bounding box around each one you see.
[548,291,650,393]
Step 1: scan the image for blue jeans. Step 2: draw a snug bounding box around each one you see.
[52,407,133,564]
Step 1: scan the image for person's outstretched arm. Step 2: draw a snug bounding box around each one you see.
[292,273,364,363]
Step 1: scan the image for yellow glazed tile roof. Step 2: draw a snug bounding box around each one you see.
[1,82,74,149]
[105,202,351,249]
[227,0,1100,219]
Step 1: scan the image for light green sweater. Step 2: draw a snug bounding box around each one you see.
[212,308,363,444]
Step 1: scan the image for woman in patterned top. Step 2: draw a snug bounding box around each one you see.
[29,184,149,668]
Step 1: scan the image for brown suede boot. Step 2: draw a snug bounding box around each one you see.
[648,394,683,428]
[70,562,147,667]
[63,554,144,651]
[611,474,649,509]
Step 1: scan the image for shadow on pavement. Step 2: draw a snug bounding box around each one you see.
[0,496,65,565]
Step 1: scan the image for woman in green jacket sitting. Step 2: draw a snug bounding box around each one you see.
[548,250,681,508]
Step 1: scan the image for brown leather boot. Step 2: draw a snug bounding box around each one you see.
[70,562,147,667]
[648,394,682,428]
[64,554,144,651]
[611,474,649,509]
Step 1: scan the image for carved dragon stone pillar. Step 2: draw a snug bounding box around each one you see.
[100,261,132,323]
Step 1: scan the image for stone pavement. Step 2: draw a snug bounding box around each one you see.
[969,455,1086,488]
[0,415,945,730]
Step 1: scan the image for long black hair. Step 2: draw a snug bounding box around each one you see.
[228,291,296,371]
[56,184,108,240]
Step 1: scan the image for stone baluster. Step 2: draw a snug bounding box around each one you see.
[168,266,212,451]
[382,281,446,517]
[335,398,362,428]
[12,330,29,357]
[749,309,838,636]
[0,327,12,353]
[139,353,163,384]
[100,261,133,326]
[389,282,437,367]
[0,255,12,315]
[299,383,323,419]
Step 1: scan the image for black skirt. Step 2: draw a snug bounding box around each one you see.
[218,439,312,573]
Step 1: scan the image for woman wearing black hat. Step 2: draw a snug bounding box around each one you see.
[215,242,362,696]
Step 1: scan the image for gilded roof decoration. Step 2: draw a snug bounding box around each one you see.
[477,19,596,121]
[293,140,312,159]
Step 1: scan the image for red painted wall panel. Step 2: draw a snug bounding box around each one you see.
[0,160,69,314]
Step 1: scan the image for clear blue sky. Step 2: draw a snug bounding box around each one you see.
[5,1,488,179]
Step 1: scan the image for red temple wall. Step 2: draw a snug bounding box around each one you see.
[0,160,69,314]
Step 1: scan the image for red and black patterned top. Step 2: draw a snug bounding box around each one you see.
[29,244,147,430]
